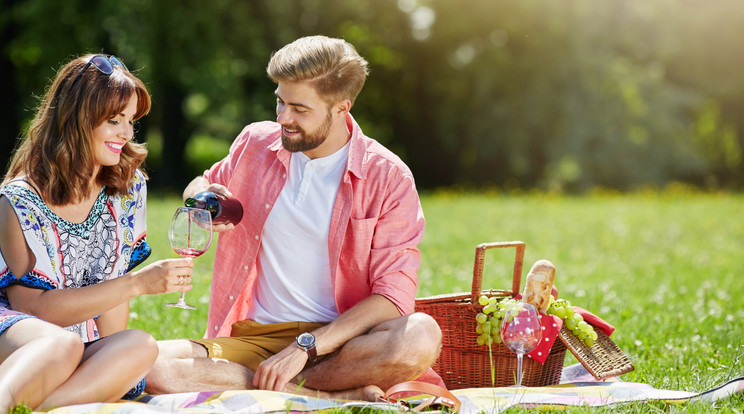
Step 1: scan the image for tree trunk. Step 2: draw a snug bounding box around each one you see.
[0,2,20,173]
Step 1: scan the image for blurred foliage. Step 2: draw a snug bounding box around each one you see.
[1,0,743,192]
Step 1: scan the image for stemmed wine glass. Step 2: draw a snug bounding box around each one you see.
[500,302,542,387]
[167,207,212,309]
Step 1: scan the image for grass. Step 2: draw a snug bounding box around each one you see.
[130,189,744,412]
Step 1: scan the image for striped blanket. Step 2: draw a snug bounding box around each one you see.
[45,364,743,413]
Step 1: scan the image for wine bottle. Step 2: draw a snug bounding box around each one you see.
[184,191,244,225]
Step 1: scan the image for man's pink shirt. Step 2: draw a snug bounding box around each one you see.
[203,115,425,338]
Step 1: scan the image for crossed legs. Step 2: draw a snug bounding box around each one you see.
[0,318,158,411]
[145,312,442,400]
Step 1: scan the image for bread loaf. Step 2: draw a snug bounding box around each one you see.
[522,259,556,313]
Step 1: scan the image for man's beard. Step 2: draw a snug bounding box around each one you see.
[281,112,333,153]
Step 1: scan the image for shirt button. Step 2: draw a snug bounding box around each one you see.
[243,265,249,271]
[214,326,219,332]
[282,173,287,179]
[229,296,234,300]
[254,235,259,240]
[265,203,270,209]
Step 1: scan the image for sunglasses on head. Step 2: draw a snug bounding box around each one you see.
[71,54,129,85]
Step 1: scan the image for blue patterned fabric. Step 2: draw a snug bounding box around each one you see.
[0,171,149,341]
[0,312,35,335]
[127,238,152,272]
[122,378,146,400]
[0,270,56,291]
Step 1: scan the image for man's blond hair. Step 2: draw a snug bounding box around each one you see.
[267,35,369,107]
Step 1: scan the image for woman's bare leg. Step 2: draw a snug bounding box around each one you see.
[0,319,84,412]
[37,329,158,410]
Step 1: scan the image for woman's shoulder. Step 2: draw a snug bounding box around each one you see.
[1,177,40,195]
[1,180,45,211]
[0,190,42,279]
[0,192,18,225]
[125,169,148,196]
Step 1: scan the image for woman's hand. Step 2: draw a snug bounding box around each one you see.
[131,258,195,295]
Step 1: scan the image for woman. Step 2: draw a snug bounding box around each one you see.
[0,53,193,410]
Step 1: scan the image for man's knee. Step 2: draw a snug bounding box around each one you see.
[399,312,440,339]
[144,340,208,394]
[384,312,441,367]
[407,312,442,355]
[156,339,209,360]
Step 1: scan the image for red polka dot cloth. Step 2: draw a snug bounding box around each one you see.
[526,306,615,364]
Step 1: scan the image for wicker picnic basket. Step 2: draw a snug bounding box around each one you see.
[415,241,635,390]
[415,241,567,389]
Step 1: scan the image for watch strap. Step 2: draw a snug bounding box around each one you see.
[305,344,317,363]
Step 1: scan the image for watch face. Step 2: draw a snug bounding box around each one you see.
[297,333,315,348]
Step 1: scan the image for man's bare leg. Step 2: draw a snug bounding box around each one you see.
[145,313,441,399]
[299,312,442,391]
[145,340,385,400]
[144,340,253,393]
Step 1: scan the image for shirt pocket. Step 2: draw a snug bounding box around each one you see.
[340,216,378,273]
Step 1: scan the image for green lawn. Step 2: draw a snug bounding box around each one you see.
[132,190,744,412]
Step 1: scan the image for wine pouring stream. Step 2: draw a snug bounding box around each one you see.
[167,207,213,309]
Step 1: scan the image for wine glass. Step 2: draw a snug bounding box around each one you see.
[167,207,212,309]
[500,302,542,387]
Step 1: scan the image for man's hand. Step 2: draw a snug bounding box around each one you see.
[205,183,236,232]
[252,344,308,391]
[183,177,236,233]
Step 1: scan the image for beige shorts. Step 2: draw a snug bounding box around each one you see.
[191,320,326,371]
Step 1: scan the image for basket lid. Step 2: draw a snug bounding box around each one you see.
[558,324,634,380]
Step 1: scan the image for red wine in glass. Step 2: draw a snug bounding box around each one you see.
[167,207,212,309]
[173,247,206,258]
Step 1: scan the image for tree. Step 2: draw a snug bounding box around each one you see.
[3,0,743,191]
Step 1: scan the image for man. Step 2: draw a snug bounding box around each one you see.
[145,35,442,401]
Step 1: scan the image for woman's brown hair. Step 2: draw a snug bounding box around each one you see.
[4,54,151,205]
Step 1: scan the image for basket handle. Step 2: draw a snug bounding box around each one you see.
[470,241,525,304]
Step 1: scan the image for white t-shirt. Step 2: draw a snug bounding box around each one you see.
[248,143,350,323]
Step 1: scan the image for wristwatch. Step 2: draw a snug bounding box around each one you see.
[296,332,317,363]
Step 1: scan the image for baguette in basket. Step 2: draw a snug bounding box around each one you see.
[521,259,556,313]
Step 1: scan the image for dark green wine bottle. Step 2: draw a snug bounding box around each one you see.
[185,191,243,225]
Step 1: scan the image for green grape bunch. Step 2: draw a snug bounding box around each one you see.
[546,297,598,347]
[474,295,599,348]
[474,295,518,346]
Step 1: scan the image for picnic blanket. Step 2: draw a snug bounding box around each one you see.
[44,364,744,413]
